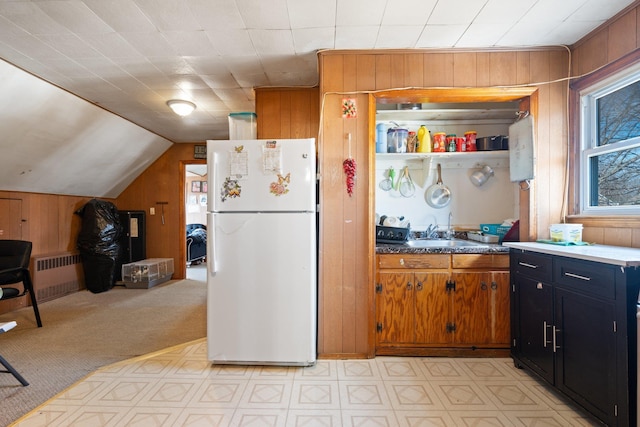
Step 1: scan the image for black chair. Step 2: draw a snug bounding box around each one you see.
[0,240,42,327]
[0,321,28,386]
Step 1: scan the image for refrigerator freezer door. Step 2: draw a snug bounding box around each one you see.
[207,138,315,213]
[207,211,316,365]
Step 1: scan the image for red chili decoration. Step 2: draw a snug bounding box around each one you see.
[343,157,356,196]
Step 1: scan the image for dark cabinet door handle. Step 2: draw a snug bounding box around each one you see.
[481,281,487,290]
[416,282,423,291]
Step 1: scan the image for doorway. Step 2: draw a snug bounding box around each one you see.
[185,163,207,281]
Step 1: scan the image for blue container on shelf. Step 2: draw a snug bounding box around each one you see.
[376,123,388,153]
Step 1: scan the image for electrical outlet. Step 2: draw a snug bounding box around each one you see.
[150,207,155,215]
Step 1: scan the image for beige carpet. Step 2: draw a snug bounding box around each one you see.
[0,273,207,427]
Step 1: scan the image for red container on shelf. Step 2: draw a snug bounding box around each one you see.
[433,132,446,152]
[456,137,467,152]
[465,131,477,151]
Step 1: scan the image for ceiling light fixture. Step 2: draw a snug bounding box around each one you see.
[167,100,196,117]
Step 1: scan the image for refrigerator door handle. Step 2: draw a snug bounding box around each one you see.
[208,214,217,274]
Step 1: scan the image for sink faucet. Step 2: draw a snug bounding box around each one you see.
[425,223,439,239]
[445,212,454,239]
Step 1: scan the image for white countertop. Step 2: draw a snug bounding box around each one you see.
[503,242,640,267]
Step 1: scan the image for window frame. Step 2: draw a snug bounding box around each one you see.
[578,61,640,215]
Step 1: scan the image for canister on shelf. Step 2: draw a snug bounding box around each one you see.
[464,131,477,151]
[456,137,467,152]
[407,131,417,152]
[433,132,446,152]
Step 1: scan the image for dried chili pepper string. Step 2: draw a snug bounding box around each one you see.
[343,133,356,197]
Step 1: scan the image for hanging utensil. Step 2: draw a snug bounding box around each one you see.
[399,166,415,197]
[379,166,395,191]
[425,163,451,208]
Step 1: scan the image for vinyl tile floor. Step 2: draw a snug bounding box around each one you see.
[11,339,601,427]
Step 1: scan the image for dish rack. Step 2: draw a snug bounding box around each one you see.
[376,225,410,244]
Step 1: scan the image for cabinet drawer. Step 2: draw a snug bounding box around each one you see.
[377,254,450,269]
[453,253,509,269]
[511,251,552,282]
[554,258,616,300]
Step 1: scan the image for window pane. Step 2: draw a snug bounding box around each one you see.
[597,80,640,146]
[590,146,640,206]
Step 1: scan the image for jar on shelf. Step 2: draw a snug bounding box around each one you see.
[465,131,477,151]
[433,132,446,152]
[446,134,457,152]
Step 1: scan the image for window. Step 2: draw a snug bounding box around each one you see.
[580,64,640,214]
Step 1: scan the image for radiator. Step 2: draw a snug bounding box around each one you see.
[31,252,84,303]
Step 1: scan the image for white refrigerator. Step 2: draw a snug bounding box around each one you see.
[206,138,317,366]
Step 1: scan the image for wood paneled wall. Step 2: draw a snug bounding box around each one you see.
[115,143,205,280]
[317,49,570,357]
[255,87,320,140]
[568,2,640,248]
[0,191,97,315]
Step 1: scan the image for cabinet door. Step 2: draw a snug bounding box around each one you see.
[376,271,415,344]
[452,272,491,344]
[491,271,510,345]
[555,287,617,426]
[414,272,451,344]
[514,275,554,383]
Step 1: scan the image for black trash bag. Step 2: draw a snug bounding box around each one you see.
[75,199,123,293]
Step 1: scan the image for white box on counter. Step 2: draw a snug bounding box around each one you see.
[549,224,583,242]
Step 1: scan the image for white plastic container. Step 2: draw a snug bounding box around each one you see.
[228,112,257,140]
[549,224,583,242]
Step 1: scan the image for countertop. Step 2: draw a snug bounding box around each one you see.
[504,241,640,267]
[376,242,510,255]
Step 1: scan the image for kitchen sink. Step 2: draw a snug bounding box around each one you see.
[405,239,488,248]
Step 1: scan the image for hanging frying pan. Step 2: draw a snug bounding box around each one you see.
[425,163,451,208]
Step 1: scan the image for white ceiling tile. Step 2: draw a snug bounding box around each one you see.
[134,0,202,31]
[82,32,143,58]
[334,26,378,49]
[474,0,536,24]
[183,56,229,75]
[146,56,196,75]
[187,0,245,30]
[416,25,466,48]
[200,73,239,89]
[36,1,114,34]
[36,33,102,58]
[83,0,156,32]
[287,0,336,28]
[570,0,636,21]
[249,29,295,56]
[121,32,175,57]
[456,22,513,47]
[205,29,255,56]
[336,0,386,26]
[520,0,588,23]
[537,20,604,45]
[375,25,423,49]
[381,0,437,26]
[237,0,290,29]
[429,0,487,25]
[498,20,561,46]
[292,28,335,52]
[162,31,217,56]
[233,71,270,88]
[0,2,71,35]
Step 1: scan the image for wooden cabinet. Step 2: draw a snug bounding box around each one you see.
[510,249,640,427]
[375,252,510,356]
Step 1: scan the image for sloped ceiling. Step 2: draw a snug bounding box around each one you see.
[0,59,172,198]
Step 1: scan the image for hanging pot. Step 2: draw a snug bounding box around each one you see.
[425,163,451,208]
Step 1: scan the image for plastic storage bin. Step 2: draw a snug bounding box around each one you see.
[480,223,512,242]
[122,258,174,289]
[228,112,257,140]
[549,224,583,242]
